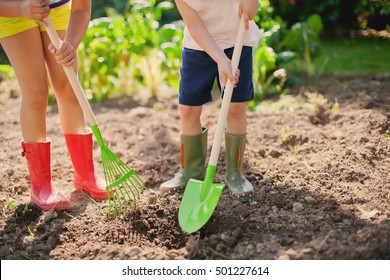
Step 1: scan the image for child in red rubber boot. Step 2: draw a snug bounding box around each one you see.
[0,0,108,211]
[160,0,259,201]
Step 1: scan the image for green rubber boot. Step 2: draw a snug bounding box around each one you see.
[160,128,207,193]
[225,131,254,201]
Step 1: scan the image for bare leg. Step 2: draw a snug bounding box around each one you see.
[41,31,86,134]
[179,104,203,135]
[1,28,49,142]
[227,102,247,135]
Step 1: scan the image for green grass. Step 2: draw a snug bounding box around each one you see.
[315,38,390,73]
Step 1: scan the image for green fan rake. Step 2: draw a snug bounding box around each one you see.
[45,16,143,217]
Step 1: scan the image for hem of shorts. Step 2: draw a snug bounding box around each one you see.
[178,97,212,106]
[0,24,38,39]
[0,24,68,39]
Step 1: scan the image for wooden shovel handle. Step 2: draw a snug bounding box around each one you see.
[44,17,98,126]
[208,17,246,166]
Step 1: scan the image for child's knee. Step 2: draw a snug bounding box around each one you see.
[51,80,77,102]
[22,83,48,108]
[228,103,246,119]
[180,105,202,121]
[22,93,48,111]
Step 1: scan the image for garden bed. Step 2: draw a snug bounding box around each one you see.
[0,73,389,259]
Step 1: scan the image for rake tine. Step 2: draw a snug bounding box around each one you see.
[123,182,134,211]
[122,180,135,209]
[127,177,140,201]
[128,173,142,198]
[109,161,133,214]
[116,166,137,201]
[107,190,113,218]
[110,156,138,192]
[107,155,126,215]
[109,153,137,213]
[105,154,124,216]
[102,153,114,218]
[125,180,137,209]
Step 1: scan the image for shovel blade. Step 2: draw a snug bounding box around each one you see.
[178,178,224,234]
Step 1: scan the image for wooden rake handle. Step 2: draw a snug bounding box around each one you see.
[44,17,98,126]
[208,17,246,166]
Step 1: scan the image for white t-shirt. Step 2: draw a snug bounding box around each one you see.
[182,0,260,51]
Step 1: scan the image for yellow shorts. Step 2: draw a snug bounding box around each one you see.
[0,3,71,39]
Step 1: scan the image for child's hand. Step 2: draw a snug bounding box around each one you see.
[21,0,50,26]
[238,0,259,30]
[48,41,77,66]
[218,57,240,89]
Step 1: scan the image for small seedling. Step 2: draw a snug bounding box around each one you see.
[20,251,29,259]
[277,239,286,246]
[22,203,32,216]
[303,172,312,180]
[271,178,279,188]
[288,143,300,155]
[351,189,359,203]
[289,156,298,165]
[276,223,284,229]
[281,127,292,143]
[332,99,340,112]
[256,165,263,174]
[385,134,390,140]
[6,201,17,210]
[27,226,35,237]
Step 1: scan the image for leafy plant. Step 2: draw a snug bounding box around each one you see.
[355,0,390,29]
[251,3,297,105]
[77,0,182,102]
[279,14,324,77]
[251,1,324,105]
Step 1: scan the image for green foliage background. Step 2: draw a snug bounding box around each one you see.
[0,0,388,107]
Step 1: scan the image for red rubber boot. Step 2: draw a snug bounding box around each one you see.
[64,132,108,199]
[22,140,69,211]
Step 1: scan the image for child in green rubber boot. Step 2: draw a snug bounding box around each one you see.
[160,0,260,201]
[0,0,108,211]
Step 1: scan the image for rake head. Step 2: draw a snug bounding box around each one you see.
[90,125,143,217]
[102,146,144,217]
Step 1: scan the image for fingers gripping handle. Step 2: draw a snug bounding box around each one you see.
[44,17,97,126]
[208,18,246,166]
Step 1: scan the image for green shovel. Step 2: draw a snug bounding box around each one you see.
[178,18,246,234]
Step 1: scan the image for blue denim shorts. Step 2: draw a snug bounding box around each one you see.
[179,46,254,106]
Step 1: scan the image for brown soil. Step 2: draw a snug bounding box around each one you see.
[0,73,389,260]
